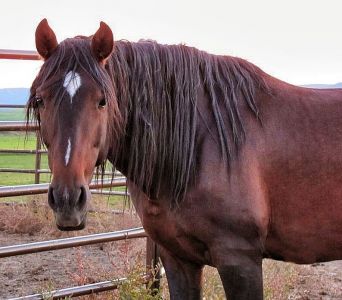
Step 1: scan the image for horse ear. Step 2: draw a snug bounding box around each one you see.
[35,19,58,60]
[91,21,114,63]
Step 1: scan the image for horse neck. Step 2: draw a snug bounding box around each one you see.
[108,43,269,202]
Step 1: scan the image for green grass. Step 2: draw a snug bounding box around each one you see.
[0,108,26,121]
[0,132,35,148]
[0,132,50,185]
[0,108,46,185]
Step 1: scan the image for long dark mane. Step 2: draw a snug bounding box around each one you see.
[27,37,267,205]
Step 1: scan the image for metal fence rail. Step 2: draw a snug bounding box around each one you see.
[0,168,121,176]
[0,168,50,174]
[0,149,47,154]
[2,227,149,300]
[0,104,26,108]
[0,49,39,60]
[0,227,146,258]
[0,178,126,197]
[0,121,37,131]
[9,278,127,300]
[91,189,129,196]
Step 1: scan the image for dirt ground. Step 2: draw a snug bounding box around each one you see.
[0,200,341,299]
[0,199,146,299]
[0,230,145,299]
[286,260,342,299]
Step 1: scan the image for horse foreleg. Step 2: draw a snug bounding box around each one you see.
[217,254,263,300]
[160,247,204,300]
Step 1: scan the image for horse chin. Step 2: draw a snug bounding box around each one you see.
[56,216,87,231]
[56,222,86,231]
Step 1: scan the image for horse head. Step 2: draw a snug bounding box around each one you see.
[28,19,121,230]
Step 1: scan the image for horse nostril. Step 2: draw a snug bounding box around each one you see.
[77,186,87,210]
[48,187,57,210]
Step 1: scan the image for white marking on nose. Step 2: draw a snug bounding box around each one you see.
[63,71,82,102]
[65,138,72,166]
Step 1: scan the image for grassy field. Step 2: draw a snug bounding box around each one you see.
[0,108,26,121]
[0,109,52,185]
[0,132,50,185]
[0,107,49,185]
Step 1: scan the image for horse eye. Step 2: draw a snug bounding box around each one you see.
[98,98,107,108]
[35,96,44,107]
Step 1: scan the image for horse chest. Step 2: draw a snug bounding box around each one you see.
[130,191,209,264]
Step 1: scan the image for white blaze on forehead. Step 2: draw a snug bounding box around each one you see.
[65,138,72,166]
[63,71,82,101]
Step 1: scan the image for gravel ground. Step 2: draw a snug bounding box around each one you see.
[288,260,342,299]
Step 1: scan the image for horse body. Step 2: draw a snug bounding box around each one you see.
[127,80,342,298]
[28,19,342,299]
[261,82,342,263]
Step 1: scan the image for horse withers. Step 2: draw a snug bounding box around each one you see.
[27,19,342,299]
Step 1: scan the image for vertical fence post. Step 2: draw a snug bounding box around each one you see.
[146,237,161,293]
[34,136,41,184]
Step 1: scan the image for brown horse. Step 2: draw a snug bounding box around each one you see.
[27,19,342,299]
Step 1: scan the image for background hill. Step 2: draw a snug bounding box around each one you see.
[1,83,342,107]
[303,82,342,89]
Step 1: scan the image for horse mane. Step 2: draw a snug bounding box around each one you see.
[27,37,268,206]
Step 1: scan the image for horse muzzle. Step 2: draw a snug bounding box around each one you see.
[48,185,90,231]
[56,218,86,231]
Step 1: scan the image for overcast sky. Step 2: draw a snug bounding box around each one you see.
[1,0,342,88]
